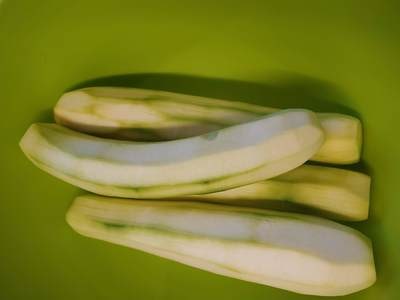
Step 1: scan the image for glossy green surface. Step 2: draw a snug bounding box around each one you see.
[0,1,399,299]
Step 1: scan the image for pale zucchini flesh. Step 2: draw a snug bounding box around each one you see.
[20,109,324,198]
[189,164,370,221]
[67,195,376,296]
[55,87,362,164]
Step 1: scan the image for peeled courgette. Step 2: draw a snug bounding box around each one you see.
[189,164,370,221]
[20,109,324,198]
[55,87,362,164]
[67,194,376,296]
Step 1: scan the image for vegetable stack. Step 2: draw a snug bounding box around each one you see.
[20,87,376,296]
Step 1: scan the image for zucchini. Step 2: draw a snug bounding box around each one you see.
[67,194,376,296]
[189,165,370,221]
[20,109,324,198]
[55,87,362,164]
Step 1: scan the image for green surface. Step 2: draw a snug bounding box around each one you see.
[0,1,399,299]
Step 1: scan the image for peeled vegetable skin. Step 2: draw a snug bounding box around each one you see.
[67,195,376,296]
[55,87,362,164]
[20,109,324,198]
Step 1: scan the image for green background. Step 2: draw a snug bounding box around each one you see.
[1,1,399,299]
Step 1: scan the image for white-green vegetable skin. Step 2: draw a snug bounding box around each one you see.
[191,165,370,221]
[55,87,362,164]
[67,195,376,296]
[20,109,324,198]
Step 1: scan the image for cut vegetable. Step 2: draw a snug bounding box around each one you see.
[67,194,376,296]
[20,109,324,198]
[55,87,362,164]
[189,165,370,221]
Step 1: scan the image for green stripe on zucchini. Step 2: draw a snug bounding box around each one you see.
[188,164,370,221]
[67,194,376,296]
[20,109,324,198]
[55,87,362,164]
